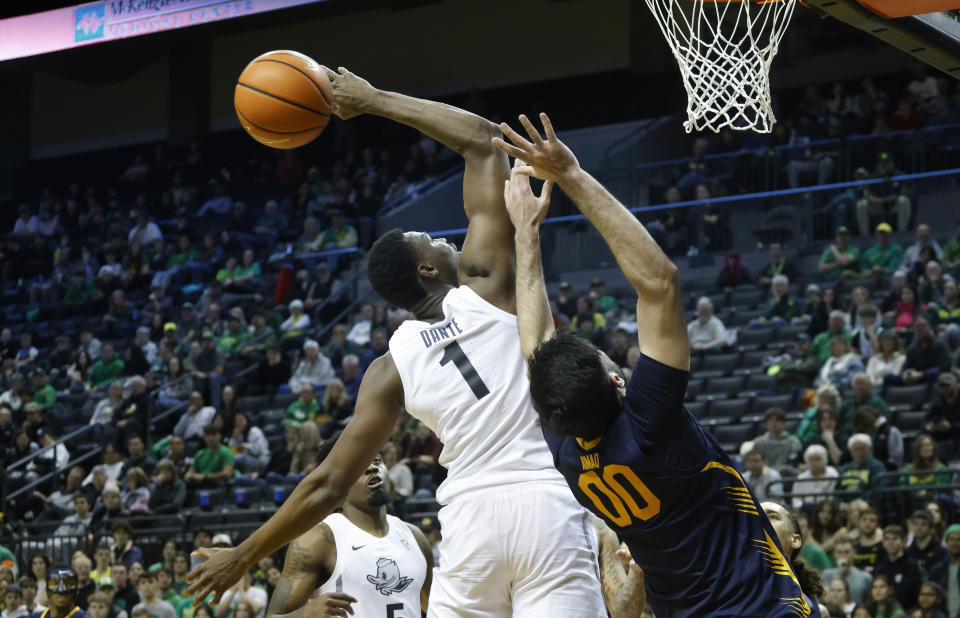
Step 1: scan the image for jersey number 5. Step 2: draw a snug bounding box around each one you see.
[578,465,661,527]
[440,341,490,400]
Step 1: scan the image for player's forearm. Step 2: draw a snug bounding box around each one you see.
[233,472,345,571]
[560,168,678,296]
[364,89,498,157]
[514,230,555,359]
[596,522,645,618]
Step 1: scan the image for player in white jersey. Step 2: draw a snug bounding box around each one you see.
[265,433,432,618]
[187,68,623,617]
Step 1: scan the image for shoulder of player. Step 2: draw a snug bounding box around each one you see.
[403,522,435,566]
[283,523,337,574]
[358,353,403,397]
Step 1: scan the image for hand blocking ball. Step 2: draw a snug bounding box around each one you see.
[234,50,332,149]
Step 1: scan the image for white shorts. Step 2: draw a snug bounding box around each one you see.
[426,483,606,618]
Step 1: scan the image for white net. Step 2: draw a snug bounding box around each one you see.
[644,0,798,133]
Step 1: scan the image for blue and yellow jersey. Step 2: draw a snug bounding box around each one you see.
[541,354,820,618]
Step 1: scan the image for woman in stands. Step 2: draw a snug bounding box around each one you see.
[893,286,926,331]
[289,421,320,478]
[866,331,907,387]
[796,384,842,443]
[122,467,151,514]
[818,337,865,391]
[915,581,949,618]
[67,350,92,389]
[809,499,844,554]
[716,250,750,291]
[159,357,192,408]
[316,378,354,438]
[29,553,51,606]
[802,408,845,465]
[847,286,872,331]
[865,574,906,617]
[899,434,951,505]
[229,412,270,474]
[149,461,186,515]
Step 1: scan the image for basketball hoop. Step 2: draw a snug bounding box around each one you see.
[644,0,799,133]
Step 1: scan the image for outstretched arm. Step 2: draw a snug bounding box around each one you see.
[186,354,404,604]
[494,113,689,371]
[405,523,435,613]
[594,516,646,618]
[325,67,514,311]
[502,161,555,359]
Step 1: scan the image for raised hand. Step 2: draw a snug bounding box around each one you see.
[185,547,246,606]
[303,592,358,617]
[321,66,376,120]
[492,113,580,185]
[503,159,553,236]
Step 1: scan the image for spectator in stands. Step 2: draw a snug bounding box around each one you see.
[840,373,891,433]
[942,220,960,274]
[687,297,728,352]
[15,334,38,369]
[155,568,181,609]
[88,344,124,391]
[289,421,320,478]
[867,331,907,387]
[853,405,904,470]
[875,525,922,610]
[110,563,138,612]
[812,310,854,365]
[752,408,802,470]
[906,510,949,588]
[0,404,17,451]
[918,260,947,307]
[865,574,907,617]
[157,358,192,408]
[115,378,152,445]
[74,556,95,610]
[0,374,25,414]
[716,251,751,291]
[857,152,911,235]
[279,300,310,340]
[382,442,412,498]
[889,98,924,131]
[21,403,44,443]
[898,317,951,385]
[893,286,926,332]
[91,483,123,534]
[787,131,837,189]
[792,445,839,509]
[322,325,362,371]
[173,392,215,442]
[915,581,949,618]
[753,275,802,327]
[228,250,260,294]
[852,505,885,572]
[317,379,353,437]
[756,243,797,288]
[927,373,960,439]
[898,434,950,505]
[132,572,175,618]
[18,578,41,615]
[839,434,887,505]
[229,412,269,474]
[148,460,185,515]
[862,223,906,279]
[361,328,389,371]
[254,346,288,396]
[253,200,287,243]
[166,436,192,480]
[820,227,861,283]
[4,583,27,618]
[91,547,111,586]
[930,280,960,351]
[120,436,156,478]
[851,304,883,360]
[170,554,189,596]
[85,593,109,618]
[265,425,297,480]
[120,468,150,514]
[741,450,782,502]
[111,521,144,570]
[31,370,56,411]
[128,215,162,249]
[818,337,865,391]
[288,340,334,393]
[78,331,101,363]
[184,425,233,489]
[902,224,944,272]
[192,333,225,405]
[214,570,265,618]
[53,494,93,538]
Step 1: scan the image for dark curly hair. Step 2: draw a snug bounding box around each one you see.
[367,228,427,310]
[786,510,824,599]
[528,332,622,440]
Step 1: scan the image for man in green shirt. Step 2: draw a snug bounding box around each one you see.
[321,210,358,249]
[838,433,887,504]
[156,568,184,611]
[216,316,250,354]
[838,372,890,436]
[63,271,96,309]
[32,369,57,410]
[861,222,905,277]
[818,226,860,282]
[285,383,320,423]
[165,236,197,270]
[811,310,854,364]
[184,425,234,488]
[88,342,126,389]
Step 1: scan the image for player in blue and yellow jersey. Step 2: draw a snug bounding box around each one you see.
[493,114,823,618]
[27,566,91,618]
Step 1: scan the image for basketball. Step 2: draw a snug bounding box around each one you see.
[234,50,333,149]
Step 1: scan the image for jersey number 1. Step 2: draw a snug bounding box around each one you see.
[440,342,490,400]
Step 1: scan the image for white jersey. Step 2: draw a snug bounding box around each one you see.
[388,285,568,504]
[315,513,427,617]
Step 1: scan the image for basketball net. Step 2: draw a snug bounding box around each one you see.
[644,0,798,133]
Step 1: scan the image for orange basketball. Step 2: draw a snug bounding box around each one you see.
[234,50,332,149]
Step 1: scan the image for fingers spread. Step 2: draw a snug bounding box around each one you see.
[320,66,338,81]
[518,114,543,145]
[540,180,554,202]
[540,113,556,140]
[497,123,534,152]
[491,137,527,161]
[327,593,358,603]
